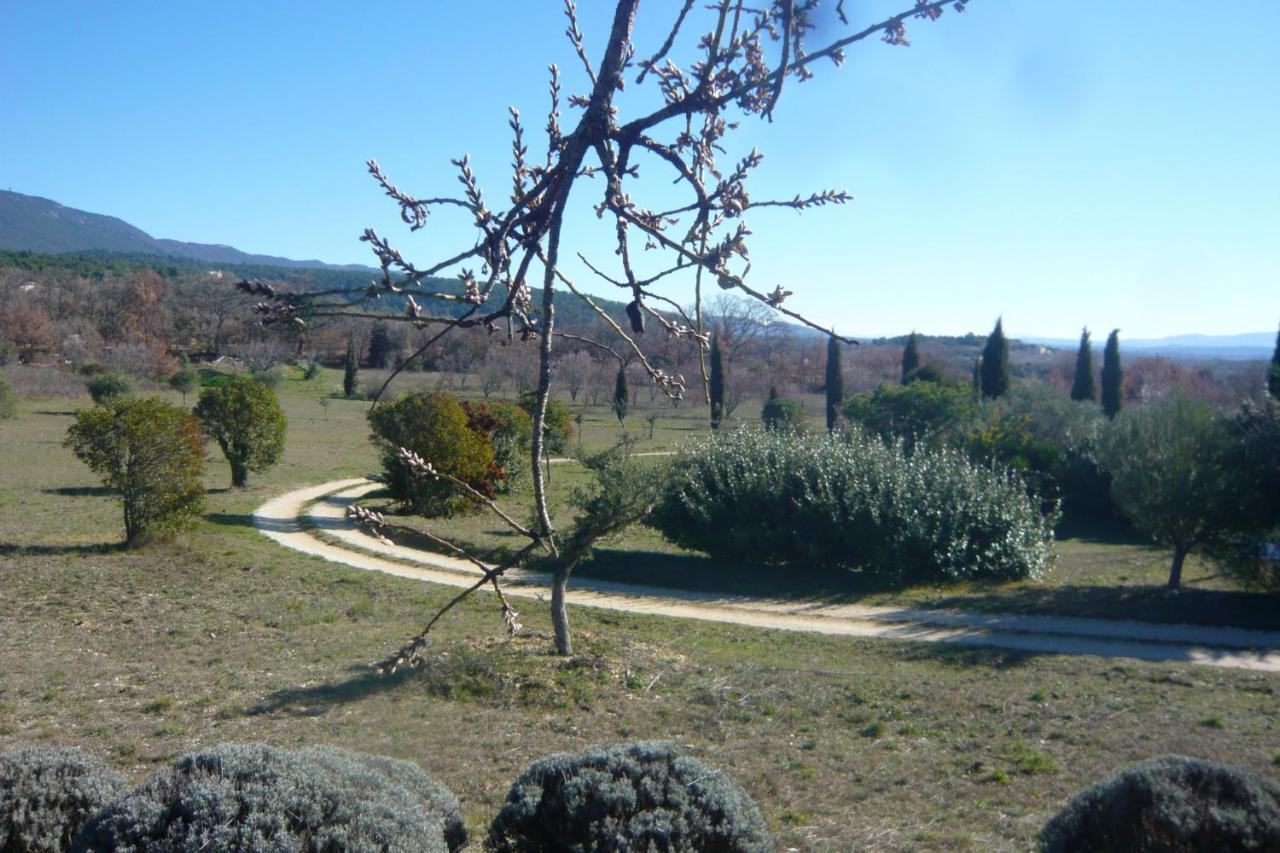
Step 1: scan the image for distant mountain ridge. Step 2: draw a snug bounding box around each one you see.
[1023,333,1274,362]
[3,189,1272,359]
[0,189,372,271]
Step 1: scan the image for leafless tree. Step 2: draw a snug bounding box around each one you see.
[239,0,970,663]
[705,292,776,366]
[556,349,595,402]
[236,338,291,374]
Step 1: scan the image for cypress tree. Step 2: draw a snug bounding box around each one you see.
[901,332,920,384]
[1070,327,1097,402]
[612,366,629,424]
[367,323,394,369]
[1101,329,1123,418]
[1269,323,1280,401]
[971,357,981,397]
[825,334,843,432]
[343,336,359,399]
[709,334,725,429]
[979,318,1010,400]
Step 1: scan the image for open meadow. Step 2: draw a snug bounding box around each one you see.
[2,364,1277,850]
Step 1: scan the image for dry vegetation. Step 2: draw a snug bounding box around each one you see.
[1,365,1278,850]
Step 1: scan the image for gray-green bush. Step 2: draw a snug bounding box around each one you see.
[85,371,134,405]
[651,428,1055,584]
[1,747,126,853]
[303,749,466,852]
[71,743,457,853]
[1039,755,1280,852]
[485,741,771,853]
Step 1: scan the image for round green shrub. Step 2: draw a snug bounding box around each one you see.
[844,380,974,452]
[0,746,127,853]
[166,368,198,403]
[369,391,496,516]
[761,396,804,432]
[463,400,533,491]
[85,372,134,405]
[71,743,454,853]
[485,741,771,852]
[0,374,17,420]
[65,397,206,545]
[518,392,575,454]
[194,374,287,488]
[650,428,1055,584]
[1039,755,1280,852]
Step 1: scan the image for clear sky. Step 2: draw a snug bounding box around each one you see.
[3,1,1277,339]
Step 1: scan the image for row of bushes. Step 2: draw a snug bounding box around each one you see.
[65,375,288,544]
[0,741,767,853]
[650,427,1057,584]
[4,745,1276,852]
[842,382,1280,589]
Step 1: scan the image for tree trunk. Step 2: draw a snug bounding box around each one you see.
[231,461,248,488]
[124,503,138,546]
[551,565,572,657]
[1168,545,1188,590]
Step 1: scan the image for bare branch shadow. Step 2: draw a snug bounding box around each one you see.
[43,485,114,497]
[204,512,256,529]
[248,666,414,717]
[0,541,127,556]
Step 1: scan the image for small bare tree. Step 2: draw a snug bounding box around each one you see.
[556,349,594,402]
[238,0,970,663]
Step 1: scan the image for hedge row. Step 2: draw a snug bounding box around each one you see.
[9,744,1275,851]
[1,741,767,853]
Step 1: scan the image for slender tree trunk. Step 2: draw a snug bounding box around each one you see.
[231,460,248,488]
[1168,544,1188,590]
[551,564,573,656]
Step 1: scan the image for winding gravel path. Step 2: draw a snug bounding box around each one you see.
[253,480,1280,673]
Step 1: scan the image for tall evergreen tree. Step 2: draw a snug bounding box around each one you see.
[901,332,920,385]
[979,318,1010,400]
[611,366,629,424]
[971,357,981,397]
[825,335,843,432]
[343,336,359,399]
[367,322,395,369]
[709,334,725,429]
[1269,323,1280,401]
[1101,328,1123,419]
[1070,327,1097,402]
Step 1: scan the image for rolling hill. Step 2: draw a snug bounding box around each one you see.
[0,190,371,271]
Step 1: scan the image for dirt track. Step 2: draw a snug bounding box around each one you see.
[253,480,1280,673]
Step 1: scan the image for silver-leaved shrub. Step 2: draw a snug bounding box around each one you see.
[651,427,1056,584]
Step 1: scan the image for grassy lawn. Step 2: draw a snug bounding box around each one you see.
[1,365,1278,850]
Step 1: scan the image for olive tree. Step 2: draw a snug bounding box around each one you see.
[1205,397,1280,590]
[168,367,199,403]
[194,374,287,487]
[65,397,206,544]
[239,0,973,661]
[1099,394,1229,589]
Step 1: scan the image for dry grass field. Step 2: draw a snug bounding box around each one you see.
[1,364,1277,850]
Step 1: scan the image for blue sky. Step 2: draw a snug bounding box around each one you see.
[3,1,1277,339]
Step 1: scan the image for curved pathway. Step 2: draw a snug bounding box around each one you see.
[254,480,1280,673]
